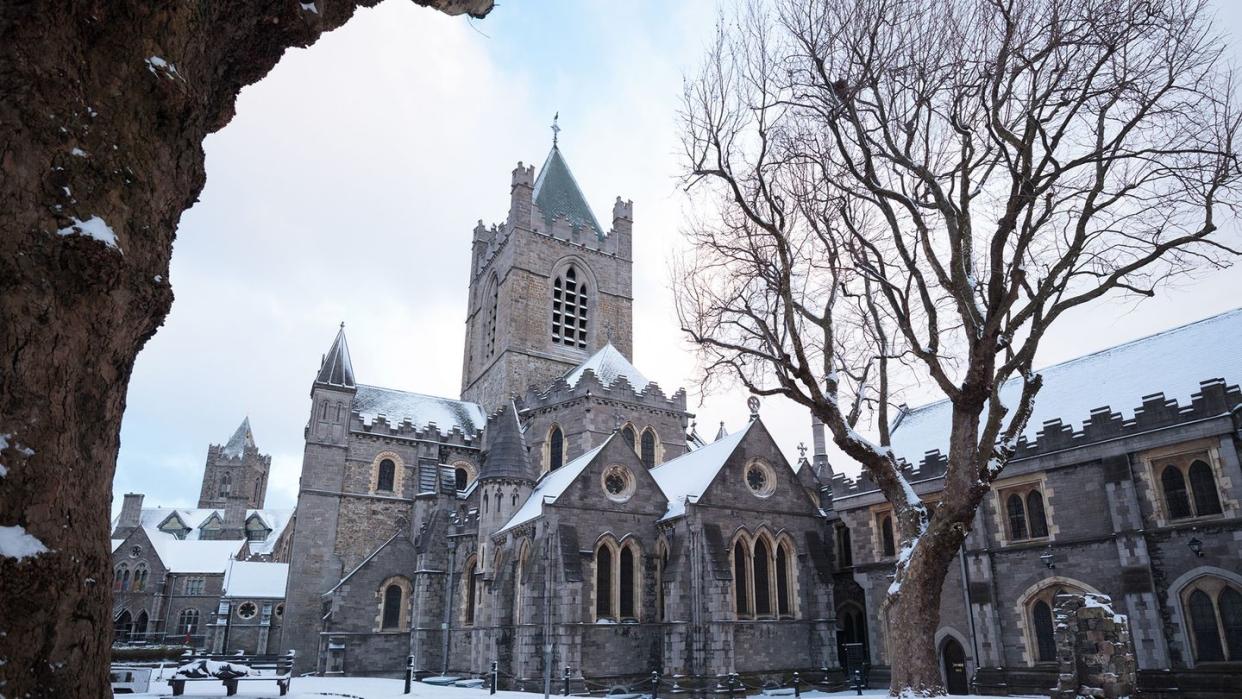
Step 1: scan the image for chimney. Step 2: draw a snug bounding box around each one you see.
[113,492,144,538]
[222,495,248,540]
[811,413,833,481]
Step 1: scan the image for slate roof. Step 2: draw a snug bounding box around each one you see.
[353,384,485,436]
[533,145,604,235]
[316,325,356,388]
[890,308,1242,464]
[116,507,293,556]
[497,440,611,534]
[563,343,652,390]
[650,421,753,521]
[478,402,534,481]
[220,417,255,459]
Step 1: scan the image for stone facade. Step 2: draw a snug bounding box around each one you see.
[828,311,1242,698]
[198,417,271,510]
[279,142,840,686]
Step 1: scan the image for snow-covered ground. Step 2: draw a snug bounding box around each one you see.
[127,675,1042,699]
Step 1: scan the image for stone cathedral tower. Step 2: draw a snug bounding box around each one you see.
[460,135,635,413]
[197,417,271,509]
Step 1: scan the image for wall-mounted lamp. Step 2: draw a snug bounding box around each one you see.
[1188,537,1204,558]
[1039,548,1055,569]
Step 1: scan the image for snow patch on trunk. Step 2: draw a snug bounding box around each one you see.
[0,525,50,560]
[57,216,121,252]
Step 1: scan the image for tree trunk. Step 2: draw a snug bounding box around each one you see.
[0,1,491,695]
[885,521,968,697]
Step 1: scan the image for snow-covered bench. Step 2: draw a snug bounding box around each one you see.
[169,652,295,696]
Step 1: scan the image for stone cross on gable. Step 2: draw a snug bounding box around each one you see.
[797,442,807,459]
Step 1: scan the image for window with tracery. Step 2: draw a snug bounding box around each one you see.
[1157,451,1223,521]
[1182,577,1242,662]
[218,471,232,498]
[732,533,797,620]
[552,266,588,348]
[1000,483,1050,542]
[177,608,200,635]
[594,539,641,622]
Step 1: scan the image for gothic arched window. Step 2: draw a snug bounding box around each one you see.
[548,425,564,472]
[381,583,404,630]
[776,541,793,618]
[377,459,396,493]
[656,540,669,622]
[640,428,658,468]
[552,265,589,348]
[134,565,148,593]
[514,540,531,625]
[1007,494,1028,541]
[463,557,478,627]
[619,545,636,620]
[622,425,636,451]
[218,471,232,498]
[1162,465,1193,519]
[1189,460,1223,516]
[733,538,751,618]
[880,515,896,558]
[1032,600,1056,662]
[836,604,869,666]
[1182,578,1242,662]
[1027,491,1049,538]
[754,537,773,617]
[596,545,613,619]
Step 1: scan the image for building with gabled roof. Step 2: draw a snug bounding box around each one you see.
[280,131,836,685]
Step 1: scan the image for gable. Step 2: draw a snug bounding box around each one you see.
[549,433,667,519]
[695,419,821,516]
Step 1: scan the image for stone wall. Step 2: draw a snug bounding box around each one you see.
[1052,593,1136,699]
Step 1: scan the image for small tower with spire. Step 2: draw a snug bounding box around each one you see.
[198,416,272,509]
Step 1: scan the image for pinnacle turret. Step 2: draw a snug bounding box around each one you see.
[315,323,356,388]
[477,402,534,482]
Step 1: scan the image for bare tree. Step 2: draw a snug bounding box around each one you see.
[677,0,1239,694]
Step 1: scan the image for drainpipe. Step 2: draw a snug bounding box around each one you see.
[443,539,457,676]
[958,541,980,678]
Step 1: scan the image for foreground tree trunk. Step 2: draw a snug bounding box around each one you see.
[0,1,491,695]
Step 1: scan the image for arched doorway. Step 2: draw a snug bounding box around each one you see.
[941,637,969,695]
[113,610,132,644]
[133,610,149,641]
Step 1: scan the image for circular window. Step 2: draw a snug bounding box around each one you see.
[237,602,258,620]
[274,603,284,618]
[129,545,142,559]
[601,464,636,503]
[745,460,776,498]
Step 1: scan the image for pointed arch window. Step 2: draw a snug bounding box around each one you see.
[219,471,232,498]
[879,514,896,558]
[1189,460,1223,516]
[552,265,589,348]
[776,541,793,618]
[177,608,200,636]
[596,545,614,619]
[836,604,869,667]
[619,546,636,619]
[640,428,658,468]
[463,557,479,627]
[1163,466,1192,519]
[1182,577,1242,662]
[548,426,564,472]
[753,537,773,617]
[134,610,149,638]
[1032,600,1056,662]
[999,482,1052,542]
[483,275,499,360]
[733,538,750,617]
[514,540,531,626]
[134,565,149,593]
[656,540,669,622]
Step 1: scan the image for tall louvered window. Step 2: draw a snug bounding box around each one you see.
[485,277,499,359]
[552,266,589,348]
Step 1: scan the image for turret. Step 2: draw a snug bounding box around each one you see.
[507,162,535,232]
[611,196,633,260]
[308,324,356,449]
[476,402,535,569]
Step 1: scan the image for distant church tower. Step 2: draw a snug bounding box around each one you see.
[461,119,635,412]
[197,417,272,509]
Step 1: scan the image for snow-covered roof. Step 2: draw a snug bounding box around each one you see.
[222,560,289,598]
[497,442,609,534]
[220,417,255,459]
[353,384,486,436]
[316,325,356,388]
[891,308,1242,464]
[145,529,245,574]
[115,507,293,554]
[563,343,652,390]
[650,422,752,521]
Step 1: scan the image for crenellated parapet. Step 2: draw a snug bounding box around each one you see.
[352,409,482,448]
[519,366,688,417]
[830,378,1241,499]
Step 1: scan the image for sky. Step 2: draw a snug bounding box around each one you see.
[112,0,1242,514]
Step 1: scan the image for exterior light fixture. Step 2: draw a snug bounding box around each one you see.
[1040,548,1055,569]
[1188,537,1204,558]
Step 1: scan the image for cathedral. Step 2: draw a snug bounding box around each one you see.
[279,138,837,683]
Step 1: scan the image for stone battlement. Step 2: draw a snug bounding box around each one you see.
[830,378,1240,498]
[518,366,688,416]
[352,410,481,447]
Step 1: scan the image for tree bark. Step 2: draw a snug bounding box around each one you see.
[0,1,491,695]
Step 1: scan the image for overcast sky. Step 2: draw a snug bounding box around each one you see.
[112,0,1242,514]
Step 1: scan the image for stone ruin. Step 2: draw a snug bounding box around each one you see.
[1052,592,1137,699]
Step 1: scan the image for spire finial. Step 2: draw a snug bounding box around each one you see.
[339,321,345,330]
[551,112,561,147]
